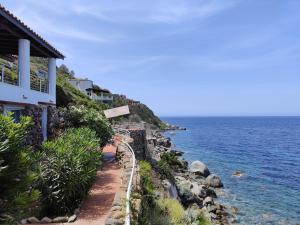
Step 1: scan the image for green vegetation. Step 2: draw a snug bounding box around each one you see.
[56,66,108,111]
[139,160,210,225]
[157,152,181,181]
[39,127,102,215]
[0,114,40,224]
[112,95,166,129]
[61,105,113,146]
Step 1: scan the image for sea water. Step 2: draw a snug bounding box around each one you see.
[162,117,300,225]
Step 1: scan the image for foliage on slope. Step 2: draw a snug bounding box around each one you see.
[0,114,40,224]
[112,95,166,129]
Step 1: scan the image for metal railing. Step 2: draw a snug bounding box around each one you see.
[30,73,48,93]
[113,128,136,225]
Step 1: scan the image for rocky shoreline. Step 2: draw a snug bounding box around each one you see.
[146,129,236,225]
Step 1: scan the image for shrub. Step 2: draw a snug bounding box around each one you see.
[0,114,40,223]
[39,127,102,215]
[157,198,186,225]
[61,105,113,146]
[157,152,181,181]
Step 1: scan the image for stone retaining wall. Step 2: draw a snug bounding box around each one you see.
[128,129,147,160]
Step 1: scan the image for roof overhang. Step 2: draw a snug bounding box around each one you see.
[0,4,64,59]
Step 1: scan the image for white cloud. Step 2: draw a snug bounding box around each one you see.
[71,0,240,24]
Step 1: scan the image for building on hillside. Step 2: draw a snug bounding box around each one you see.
[68,79,113,103]
[0,5,64,145]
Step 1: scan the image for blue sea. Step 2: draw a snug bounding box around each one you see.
[162,117,300,225]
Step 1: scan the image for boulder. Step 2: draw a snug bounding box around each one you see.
[198,186,217,198]
[175,176,195,206]
[162,179,178,198]
[206,174,223,188]
[203,196,214,206]
[190,161,210,177]
[170,149,183,156]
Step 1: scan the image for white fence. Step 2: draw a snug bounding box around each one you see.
[113,128,136,225]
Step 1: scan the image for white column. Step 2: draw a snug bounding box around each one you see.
[48,58,56,98]
[18,39,30,89]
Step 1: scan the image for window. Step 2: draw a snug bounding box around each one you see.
[3,106,24,123]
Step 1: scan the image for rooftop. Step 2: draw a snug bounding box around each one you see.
[0,4,64,59]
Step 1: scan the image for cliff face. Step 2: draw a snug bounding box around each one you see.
[112,94,166,129]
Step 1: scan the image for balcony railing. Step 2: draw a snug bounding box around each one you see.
[30,73,48,93]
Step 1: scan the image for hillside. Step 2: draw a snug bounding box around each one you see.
[0,56,165,128]
[112,94,166,129]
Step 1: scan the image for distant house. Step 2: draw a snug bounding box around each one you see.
[0,5,64,143]
[68,79,113,103]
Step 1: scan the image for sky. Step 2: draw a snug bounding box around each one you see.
[2,0,300,116]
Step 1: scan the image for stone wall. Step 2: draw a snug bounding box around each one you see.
[47,106,64,139]
[0,104,62,148]
[22,105,43,148]
[128,129,147,160]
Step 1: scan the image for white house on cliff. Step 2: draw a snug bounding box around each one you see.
[0,5,64,144]
[68,79,114,103]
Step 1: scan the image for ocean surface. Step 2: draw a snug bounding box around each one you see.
[162,117,300,225]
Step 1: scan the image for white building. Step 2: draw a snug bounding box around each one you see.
[68,79,114,103]
[0,5,64,141]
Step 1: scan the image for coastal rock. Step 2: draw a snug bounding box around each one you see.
[230,206,239,214]
[170,149,183,156]
[190,161,210,177]
[203,196,214,206]
[206,174,223,188]
[232,170,244,177]
[175,176,196,205]
[162,179,178,198]
[200,186,217,198]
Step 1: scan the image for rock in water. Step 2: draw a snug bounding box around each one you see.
[206,174,223,188]
[190,160,210,177]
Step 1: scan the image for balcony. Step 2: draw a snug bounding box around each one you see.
[0,59,49,93]
[30,70,48,93]
[92,93,114,102]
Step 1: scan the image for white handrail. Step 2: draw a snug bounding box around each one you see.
[113,127,135,225]
[122,140,136,225]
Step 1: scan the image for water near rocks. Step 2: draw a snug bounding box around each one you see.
[163,117,300,225]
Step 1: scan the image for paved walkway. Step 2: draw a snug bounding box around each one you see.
[37,141,121,225]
